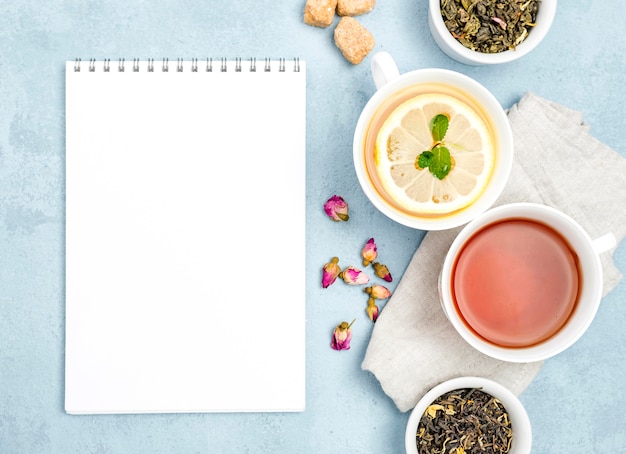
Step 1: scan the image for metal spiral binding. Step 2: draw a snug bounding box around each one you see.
[73,58,302,72]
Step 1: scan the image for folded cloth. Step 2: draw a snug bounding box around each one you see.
[361,92,626,413]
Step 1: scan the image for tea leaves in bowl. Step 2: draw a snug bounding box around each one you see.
[440,0,540,53]
[416,387,513,453]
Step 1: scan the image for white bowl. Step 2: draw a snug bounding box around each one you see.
[428,0,557,65]
[405,376,532,454]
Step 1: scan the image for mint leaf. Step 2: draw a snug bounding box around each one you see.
[417,150,433,169]
[417,145,451,180]
[416,114,453,179]
[430,114,449,143]
[429,145,452,179]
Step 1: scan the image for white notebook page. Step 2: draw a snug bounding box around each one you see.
[65,59,306,414]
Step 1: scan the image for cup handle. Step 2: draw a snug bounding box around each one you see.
[592,232,617,255]
[371,52,400,90]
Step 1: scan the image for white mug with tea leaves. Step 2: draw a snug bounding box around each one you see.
[439,202,616,363]
[353,52,514,230]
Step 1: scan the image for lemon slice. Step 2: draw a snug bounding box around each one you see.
[374,93,495,215]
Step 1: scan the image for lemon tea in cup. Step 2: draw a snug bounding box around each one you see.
[364,85,496,215]
[353,52,513,230]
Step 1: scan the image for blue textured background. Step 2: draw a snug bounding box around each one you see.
[1,1,625,452]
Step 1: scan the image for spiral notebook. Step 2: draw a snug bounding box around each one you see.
[65,58,306,414]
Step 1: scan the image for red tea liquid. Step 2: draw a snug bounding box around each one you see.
[452,219,580,348]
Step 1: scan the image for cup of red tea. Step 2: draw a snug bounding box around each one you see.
[439,202,616,362]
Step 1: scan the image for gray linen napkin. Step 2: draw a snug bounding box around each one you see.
[361,92,626,413]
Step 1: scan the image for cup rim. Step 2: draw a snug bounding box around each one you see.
[439,202,604,362]
[428,0,557,65]
[405,376,532,454]
[353,68,514,231]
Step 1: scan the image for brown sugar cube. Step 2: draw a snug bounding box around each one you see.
[337,0,376,16]
[334,16,375,65]
[303,0,338,28]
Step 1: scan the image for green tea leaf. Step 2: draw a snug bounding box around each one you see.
[427,145,452,180]
[430,114,449,142]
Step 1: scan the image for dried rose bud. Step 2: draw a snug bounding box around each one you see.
[339,266,370,285]
[365,285,391,300]
[322,257,342,288]
[492,16,507,30]
[373,262,392,282]
[366,298,379,322]
[331,319,355,351]
[324,195,349,222]
[361,237,378,266]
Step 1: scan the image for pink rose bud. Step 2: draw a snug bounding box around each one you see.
[324,195,349,222]
[322,257,342,289]
[331,319,355,351]
[366,298,379,322]
[365,285,391,300]
[361,237,378,266]
[339,266,370,285]
[492,16,507,30]
[373,262,392,282]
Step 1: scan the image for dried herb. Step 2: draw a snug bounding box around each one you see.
[322,257,342,288]
[372,262,392,282]
[339,266,370,285]
[361,237,378,266]
[416,388,513,454]
[331,319,356,351]
[324,195,349,221]
[441,0,540,53]
[366,297,379,322]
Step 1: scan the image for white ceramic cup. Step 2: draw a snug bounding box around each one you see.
[405,376,532,454]
[353,52,514,230]
[428,0,557,66]
[439,202,616,363]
